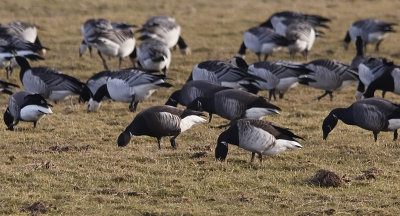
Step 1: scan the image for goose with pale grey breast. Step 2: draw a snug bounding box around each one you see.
[117,105,206,149]
[323,98,400,142]
[285,22,316,60]
[135,39,171,75]
[216,119,303,162]
[3,90,52,130]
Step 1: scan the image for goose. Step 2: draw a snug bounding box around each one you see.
[15,56,91,103]
[85,70,112,98]
[87,69,172,112]
[362,65,400,99]
[186,88,281,122]
[322,98,400,142]
[138,15,190,55]
[187,57,263,93]
[285,22,316,60]
[299,59,359,101]
[215,119,303,162]
[343,18,396,52]
[0,80,19,94]
[356,57,392,99]
[136,39,171,75]
[165,80,230,121]
[117,105,206,149]
[79,18,113,57]
[248,61,310,100]
[3,90,52,130]
[239,26,289,61]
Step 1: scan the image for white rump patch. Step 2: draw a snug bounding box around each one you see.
[245,107,280,119]
[388,119,400,130]
[180,115,206,133]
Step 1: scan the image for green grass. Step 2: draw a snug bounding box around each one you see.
[2,0,400,215]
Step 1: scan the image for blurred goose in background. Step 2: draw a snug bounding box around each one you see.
[79,18,113,57]
[323,98,400,142]
[187,88,281,123]
[356,57,393,99]
[3,90,52,130]
[237,26,289,61]
[135,39,171,75]
[362,65,400,99]
[138,15,190,55]
[117,105,206,149]
[285,22,316,60]
[215,119,303,162]
[248,61,310,100]
[343,18,396,52]
[350,36,372,71]
[87,69,172,112]
[187,57,263,93]
[299,59,359,101]
[0,79,19,94]
[15,57,90,103]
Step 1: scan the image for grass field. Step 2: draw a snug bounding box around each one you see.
[2,0,400,215]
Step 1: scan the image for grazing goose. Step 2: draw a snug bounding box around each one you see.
[0,80,19,94]
[299,59,359,101]
[285,22,316,60]
[215,119,303,162]
[87,69,172,112]
[187,89,281,122]
[79,18,113,57]
[239,26,289,61]
[322,98,400,142]
[136,39,171,75]
[363,66,400,99]
[4,90,52,130]
[138,15,190,55]
[85,70,111,98]
[15,57,90,103]
[117,105,206,149]
[356,57,392,99]
[188,57,263,93]
[343,18,396,52]
[248,61,310,100]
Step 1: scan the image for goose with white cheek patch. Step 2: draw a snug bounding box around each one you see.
[216,119,303,162]
[117,105,206,149]
[84,70,111,101]
[138,15,190,55]
[135,39,171,76]
[285,22,316,60]
[299,59,359,101]
[186,89,281,123]
[322,98,400,142]
[343,18,396,52]
[15,57,90,103]
[87,69,172,112]
[0,79,19,95]
[4,91,52,130]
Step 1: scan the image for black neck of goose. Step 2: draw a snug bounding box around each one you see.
[93,84,110,102]
[355,36,364,56]
[16,57,31,82]
[330,108,349,124]
[240,83,259,94]
[129,47,137,59]
[177,36,188,50]
[344,31,351,44]
[34,36,43,48]
[187,97,213,113]
[259,19,273,28]
[237,42,247,55]
[363,72,394,98]
[79,85,93,103]
[165,90,181,106]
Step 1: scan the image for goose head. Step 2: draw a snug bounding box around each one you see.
[322,112,338,140]
[117,131,132,147]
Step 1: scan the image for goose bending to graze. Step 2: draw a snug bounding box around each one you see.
[85,70,111,99]
[363,66,400,99]
[323,98,400,142]
[138,15,190,55]
[299,59,359,101]
[239,26,289,61]
[343,18,396,52]
[117,105,206,149]
[248,61,310,100]
[87,69,172,112]
[216,119,303,162]
[136,39,171,75]
[4,91,52,130]
[286,22,316,60]
[0,80,19,94]
[187,89,280,123]
[188,57,263,93]
[15,56,91,103]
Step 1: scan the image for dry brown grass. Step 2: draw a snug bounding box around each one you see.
[2,0,400,215]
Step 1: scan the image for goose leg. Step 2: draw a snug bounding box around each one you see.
[375,40,383,52]
[208,113,213,123]
[6,66,12,79]
[316,91,329,101]
[33,121,37,128]
[328,92,333,101]
[263,54,269,61]
[290,51,295,60]
[269,89,277,101]
[129,95,137,112]
[170,135,179,149]
[279,92,284,99]
[393,130,398,141]
[258,153,263,163]
[89,46,93,58]
[157,137,162,150]
[119,57,123,69]
[382,91,386,98]
[97,50,109,70]
[303,50,309,60]
[251,152,255,163]
[373,131,379,142]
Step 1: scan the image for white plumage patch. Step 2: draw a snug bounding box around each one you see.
[238,122,275,154]
[276,77,299,92]
[388,119,400,130]
[87,98,101,112]
[96,37,119,56]
[180,115,206,133]
[263,139,302,155]
[245,107,280,119]
[20,105,52,122]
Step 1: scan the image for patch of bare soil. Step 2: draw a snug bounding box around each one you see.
[309,169,348,187]
[20,201,47,216]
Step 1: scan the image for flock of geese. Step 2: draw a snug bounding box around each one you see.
[1,11,400,163]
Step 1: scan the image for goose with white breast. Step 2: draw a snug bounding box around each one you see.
[323,98,400,142]
[135,39,171,75]
[216,119,303,162]
[285,22,316,60]
[4,90,52,130]
[118,105,206,149]
[87,69,172,112]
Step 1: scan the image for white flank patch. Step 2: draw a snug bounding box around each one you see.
[96,37,119,56]
[49,90,74,101]
[263,139,302,155]
[163,27,181,48]
[220,81,241,89]
[107,79,132,102]
[118,38,135,58]
[276,77,299,92]
[388,119,400,130]
[238,122,275,153]
[260,43,278,54]
[245,107,279,119]
[20,105,52,122]
[368,32,387,43]
[180,115,206,133]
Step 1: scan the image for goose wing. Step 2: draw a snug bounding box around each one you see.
[31,67,84,93]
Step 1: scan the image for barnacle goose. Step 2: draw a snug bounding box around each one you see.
[136,39,171,75]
